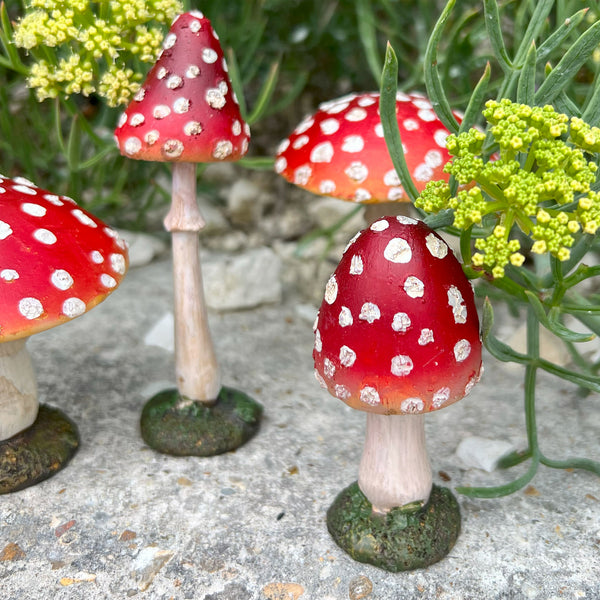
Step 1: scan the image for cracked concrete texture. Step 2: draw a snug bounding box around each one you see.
[1,256,599,599]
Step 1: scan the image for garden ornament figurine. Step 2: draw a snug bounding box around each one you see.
[114,11,262,456]
[0,174,128,494]
[313,215,483,571]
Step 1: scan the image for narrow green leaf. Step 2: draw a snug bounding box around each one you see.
[380,43,420,202]
[541,454,600,476]
[497,449,533,469]
[483,0,513,74]
[246,61,280,125]
[512,0,555,65]
[552,91,582,118]
[537,357,600,393]
[66,116,82,171]
[0,2,27,74]
[535,20,600,105]
[423,0,460,135]
[482,299,531,364]
[563,264,600,289]
[237,156,275,170]
[516,42,536,106]
[77,144,119,171]
[458,62,491,133]
[525,291,594,343]
[355,0,382,84]
[225,48,247,120]
[537,8,588,63]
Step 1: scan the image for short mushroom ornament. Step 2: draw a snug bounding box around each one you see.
[275,91,459,223]
[313,215,483,571]
[0,174,128,494]
[114,11,261,456]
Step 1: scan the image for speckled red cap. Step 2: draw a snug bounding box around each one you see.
[0,175,129,342]
[313,216,482,415]
[114,11,250,163]
[275,91,461,203]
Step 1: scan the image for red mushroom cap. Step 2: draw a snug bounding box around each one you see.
[275,91,461,203]
[114,11,250,163]
[313,216,482,415]
[0,175,129,342]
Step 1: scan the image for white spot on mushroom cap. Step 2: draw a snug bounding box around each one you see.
[33,229,57,245]
[153,105,171,119]
[384,237,412,263]
[21,203,46,217]
[404,276,424,298]
[184,121,203,136]
[43,194,63,206]
[425,232,448,259]
[391,354,413,376]
[163,33,177,49]
[277,139,290,154]
[206,89,226,109]
[294,117,314,135]
[0,221,12,239]
[374,123,384,138]
[129,113,145,127]
[413,163,435,182]
[345,107,368,122]
[418,328,434,345]
[133,88,146,102]
[13,184,37,195]
[320,118,340,135]
[163,139,184,158]
[403,119,419,131]
[117,113,127,128]
[335,384,351,400]
[213,140,233,159]
[401,397,424,413]
[324,275,338,304]
[368,221,387,234]
[72,209,97,228]
[326,101,350,115]
[274,157,287,174]
[434,129,449,148]
[314,329,322,352]
[339,345,356,367]
[345,162,368,183]
[202,48,218,64]
[314,369,327,389]
[319,180,336,194]
[432,387,451,408]
[100,273,117,288]
[166,75,183,89]
[357,95,377,107]
[110,253,126,275]
[392,312,411,332]
[292,135,309,150]
[388,188,405,201]
[349,255,363,275]
[51,269,73,291]
[360,386,381,406]
[90,251,104,264]
[1,269,18,281]
[418,109,437,122]
[156,67,168,81]
[62,297,86,318]
[219,81,228,95]
[383,170,401,187]
[425,149,444,168]
[397,215,418,225]
[310,141,334,163]
[232,120,242,136]
[343,231,361,253]
[189,19,202,33]
[294,165,312,186]
[354,189,371,203]
[124,137,142,155]
[454,339,471,362]
[186,65,200,78]
[19,297,43,319]
[359,302,380,323]
[145,130,160,145]
[339,306,353,327]
[323,357,336,378]
[342,135,364,153]
[448,286,467,324]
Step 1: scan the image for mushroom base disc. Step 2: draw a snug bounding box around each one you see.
[0,404,80,495]
[140,386,263,456]
[327,482,460,572]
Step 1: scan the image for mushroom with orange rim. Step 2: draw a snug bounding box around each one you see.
[0,174,128,494]
[275,91,460,223]
[114,11,262,456]
[313,215,483,571]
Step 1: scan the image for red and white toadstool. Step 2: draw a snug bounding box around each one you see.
[275,91,459,221]
[0,174,128,492]
[314,215,482,569]
[114,11,261,455]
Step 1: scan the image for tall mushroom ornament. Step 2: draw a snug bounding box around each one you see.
[313,215,482,571]
[114,11,261,456]
[275,91,459,223]
[0,174,128,493]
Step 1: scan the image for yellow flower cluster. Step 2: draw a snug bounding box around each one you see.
[14,0,182,106]
[416,100,600,278]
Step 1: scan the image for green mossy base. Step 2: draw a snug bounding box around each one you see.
[327,482,461,572]
[0,404,80,495]
[140,386,263,456]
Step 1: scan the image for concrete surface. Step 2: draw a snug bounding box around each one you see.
[1,255,599,599]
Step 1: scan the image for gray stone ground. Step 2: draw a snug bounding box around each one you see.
[1,254,599,600]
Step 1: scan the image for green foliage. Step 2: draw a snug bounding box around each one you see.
[380,0,600,497]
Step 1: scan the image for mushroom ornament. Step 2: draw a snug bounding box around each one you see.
[275,91,459,223]
[314,215,482,571]
[0,174,128,494]
[114,11,261,456]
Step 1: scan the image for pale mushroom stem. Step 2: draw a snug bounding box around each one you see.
[163,162,221,406]
[358,412,433,515]
[0,338,39,441]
